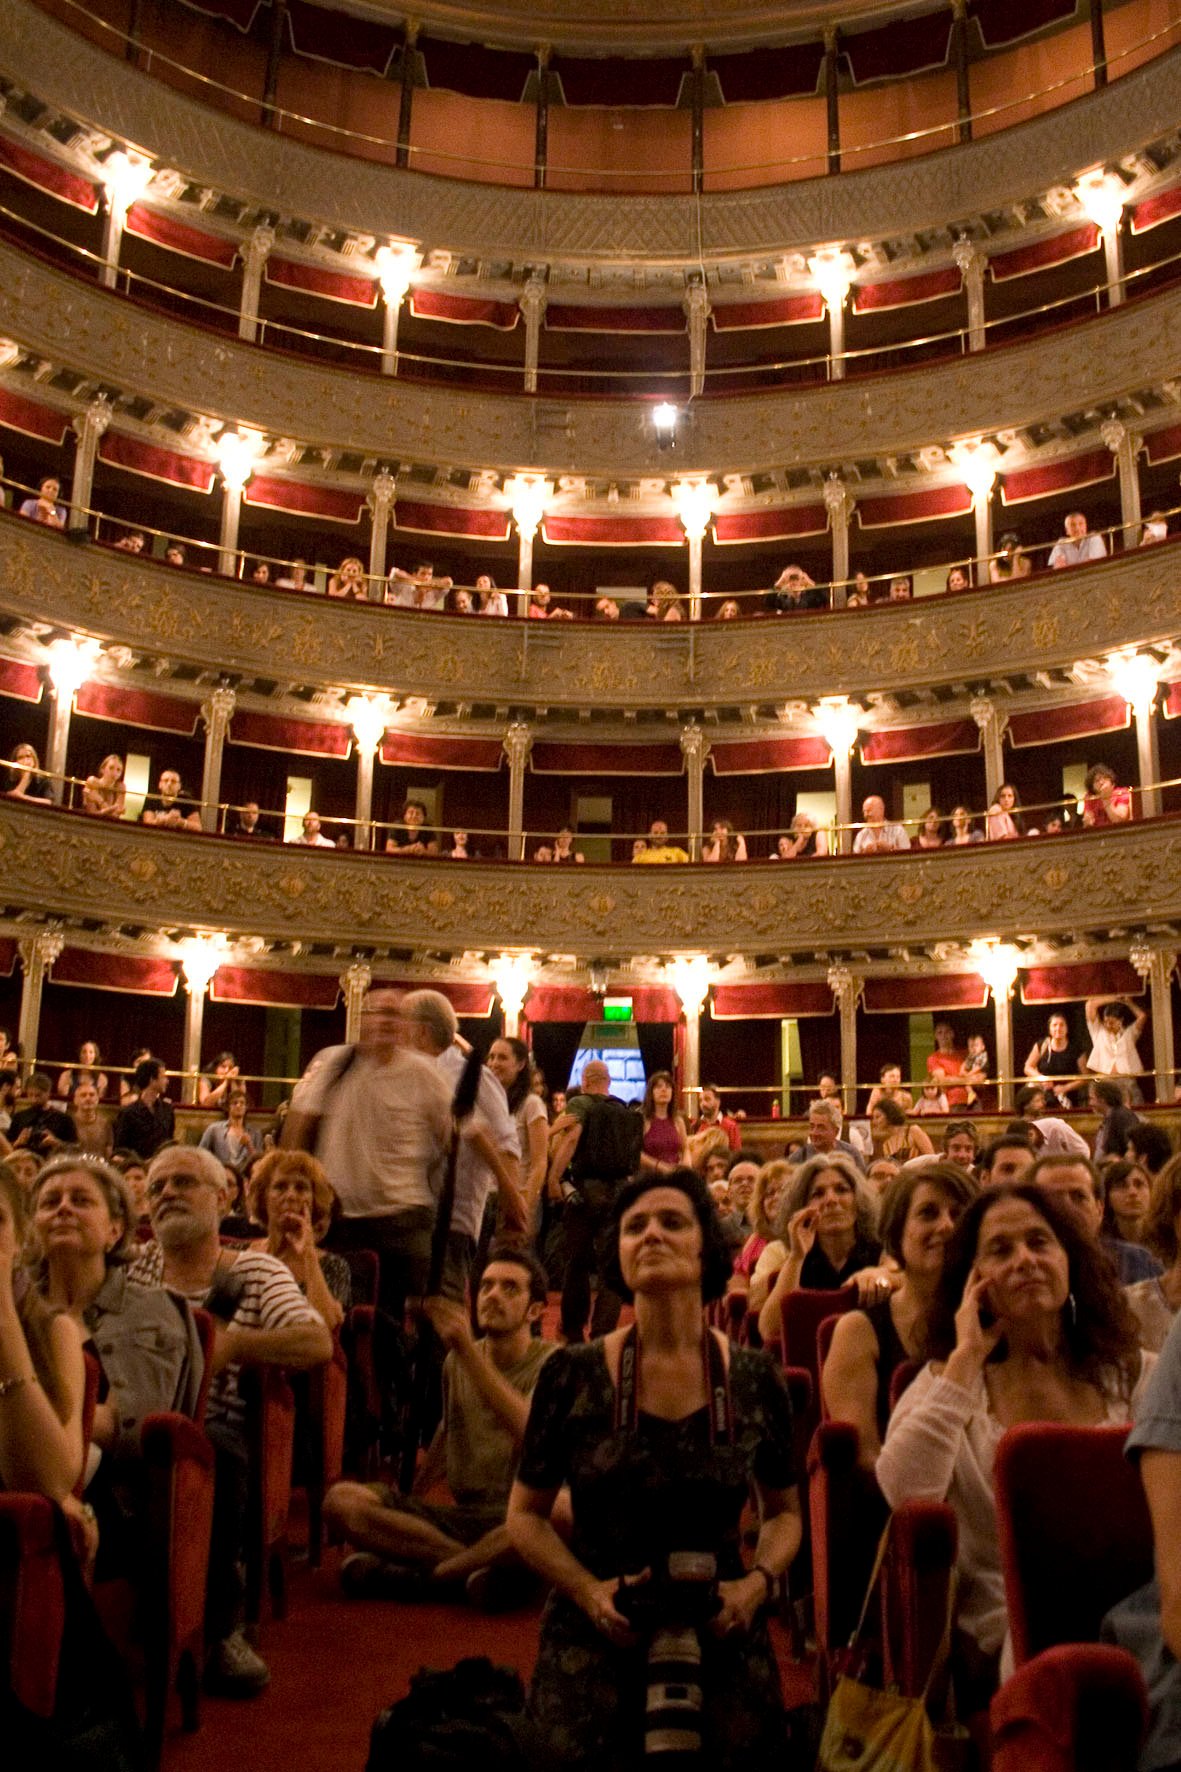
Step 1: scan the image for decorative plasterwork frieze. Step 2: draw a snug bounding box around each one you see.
[4,520,1179,710]
[4,0,1181,264]
[6,238,1181,477]
[4,799,1179,957]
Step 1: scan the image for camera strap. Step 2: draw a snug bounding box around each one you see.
[614,1323,734,1446]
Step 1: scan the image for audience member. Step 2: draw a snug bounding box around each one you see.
[1082,762,1134,826]
[1048,510,1107,569]
[948,804,982,845]
[702,817,747,862]
[867,1063,914,1115]
[4,742,54,803]
[989,531,1031,581]
[692,1083,741,1151]
[870,1097,935,1162]
[528,583,553,618]
[476,574,509,617]
[291,810,335,848]
[753,1153,888,1342]
[877,1184,1147,1702]
[82,753,126,819]
[487,1037,549,1228]
[199,1085,257,1176]
[70,1079,113,1158]
[772,812,828,859]
[788,1096,865,1170]
[1031,1150,1162,1284]
[328,1246,551,1604]
[979,1134,1036,1187]
[141,769,201,831]
[1100,1158,1151,1247]
[916,807,945,849]
[275,557,309,590]
[387,560,452,610]
[111,1057,174,1159]
[824,1162,978,1467]
[57,1040,109,1103]
[199,1052,240,1110]
[327,557,367,600]
[133,1143,332,1694]
[19,475,66,528]
[765,564,826,612]
[1126,1154,1181,1350]
[639,1070,686,1177]
[1127,1122,1174,1179]
[249,560,271,585]
[592,597,620,621]
[941,1120,980,1169]
[8,1072,77,1157]
[853,795,911,853]
[631,819,689,863]
[887,576,912,602]
[945,566,972,592]
[986,782,1025,841]
[731,1158,788,1290]
[1024,1011,1082,1105]
[1084,994,1147,1092]
[114,529,146,554]
[546,1059,643,1343]
[716,598,741,619]
[232,801,270,839]
[247,1148,350,1330]
[385,799,438,856]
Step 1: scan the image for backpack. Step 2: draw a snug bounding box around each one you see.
[366,1658,533,1771]
[570,1093,644,1184]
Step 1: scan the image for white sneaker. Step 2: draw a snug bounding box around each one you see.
[204,1629,271,1697]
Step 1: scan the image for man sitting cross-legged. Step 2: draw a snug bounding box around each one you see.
[325,1245,553,1609]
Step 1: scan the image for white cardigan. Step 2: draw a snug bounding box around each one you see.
[876,1358,1153,1666]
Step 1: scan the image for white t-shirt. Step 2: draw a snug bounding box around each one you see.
[291,1045,453,1217]
[1086,1017,1144,1076]
[437,1045,519,1241]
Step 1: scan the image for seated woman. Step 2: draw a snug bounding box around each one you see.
[82,753,126,820]
[385,799,439,856]
[647,578,684,622]
[916,808,945,849]
[715,599,741,620]
[199,1084,257,1179]
[1082,761,1134,827]
[445,586,476,614]
[1023,1011,1082,1106]
[327,556,368,600]
[547,827,585,865]
[0,1163,86,1500]
[528,585,553,618]
[730,1159,789,1294]
[870,1098,935,1163]
[1126,1154,1181,1351]
[986,783,1026,841]
[476,574,509,617]
[989,531,1031,582]
[1101,1158,1152,1247]
[701,818,747,863]
[247,1148,350,1331]
[4,742,54,804]
[56,1040,110,1104]
[945,566,973,593]
[198,1050,239,1110]
[948,804,982,847]
[771,812,828,860]
[507,1168,801,1769]
[753,1154,888,1345]
[877,1183,1149,1700]
[823,1163,978,1468]
[640,1071,687,1178]
[29,1155,203,1569]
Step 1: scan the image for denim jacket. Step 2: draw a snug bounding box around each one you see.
[81,1265,204,1461]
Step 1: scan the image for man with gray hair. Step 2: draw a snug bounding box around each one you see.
[547,1058,645,1341]
[788,1097,866,1170]
[131,1142,331,1696]
[398,989,525,1300]
[283,986,455,1320]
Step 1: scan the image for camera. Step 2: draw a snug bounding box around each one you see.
[616,1551,720,1761]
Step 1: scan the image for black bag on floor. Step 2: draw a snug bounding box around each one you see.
[366,1656,534,1770]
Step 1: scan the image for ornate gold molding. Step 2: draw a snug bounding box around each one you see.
[4,520,1179,708]
[4,798,1178,956]
[7,237,1181,477]
[5,1,1181,262]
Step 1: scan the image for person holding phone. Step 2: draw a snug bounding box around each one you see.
[877,1183,1151,1704]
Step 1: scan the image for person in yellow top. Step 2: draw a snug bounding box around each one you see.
[631,819,690,863]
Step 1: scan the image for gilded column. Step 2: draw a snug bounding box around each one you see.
[971,696,1005,806]
[521,273,548,395]
[827,964,861,1118]
[70,395,112,531]
[17,927,64,1072]
[1131,943,1177,1104]
[367,467,397,599]
[239,224,275,344]
[824,474,852,603]
[199,685,236,833]
[684,281,710,400]
[953,239,987,352]
[341,961,373,1044]
[504,721,533,861]
[1101,418,1142,548]
[680,723,709,861]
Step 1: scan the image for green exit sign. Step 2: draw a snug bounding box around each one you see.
[602,998,634,1022]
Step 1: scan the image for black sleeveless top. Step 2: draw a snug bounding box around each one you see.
[1038,1042,1077,1080]
[863,1297,910,1435]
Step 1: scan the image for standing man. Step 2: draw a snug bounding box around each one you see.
[548,1060,643,1342]
[692,1083,741,1151]
[282,988,454,1321]
[398,989,525,1297]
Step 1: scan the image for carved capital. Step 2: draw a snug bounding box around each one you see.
[245,225,276,270]
[952,238,986,281]
[827,963,860,1007]
[520,273,548,323]
[679,722,708,765]
[503,720,533,770]
[74,393,113,443]
[19,925,65,973]
[369,466,397,514]
[1100,418,1127,455]
[683,282,710,324]
[201,685,237,731]
[822,472,851,521]
[969,695,995,732]
[340,959,372,1004]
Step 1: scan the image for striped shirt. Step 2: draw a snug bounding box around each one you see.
[130,1243,323,1432]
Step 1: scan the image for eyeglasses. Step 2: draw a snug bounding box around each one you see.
[146,1172,214,1200]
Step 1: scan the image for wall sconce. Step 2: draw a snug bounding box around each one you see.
[667,955,712,1017]
[969,939,1021,1001]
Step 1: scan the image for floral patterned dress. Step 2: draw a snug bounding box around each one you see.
[516,1339,797,1768]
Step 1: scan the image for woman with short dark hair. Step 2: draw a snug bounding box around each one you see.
[508,1167,800,1768]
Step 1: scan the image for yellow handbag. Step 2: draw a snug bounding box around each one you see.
[817,1522,964,1772]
